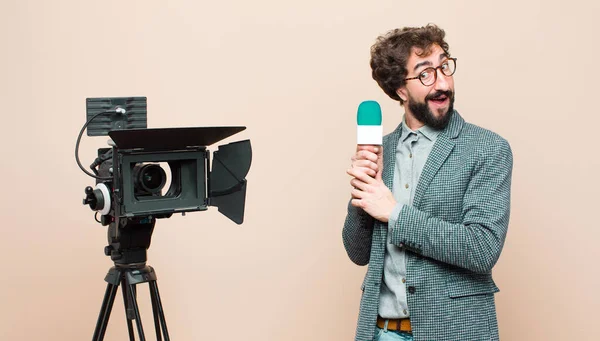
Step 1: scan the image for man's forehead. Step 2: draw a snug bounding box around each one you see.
[408,44,445,66]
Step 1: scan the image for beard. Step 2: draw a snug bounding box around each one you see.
[407,90,455,130]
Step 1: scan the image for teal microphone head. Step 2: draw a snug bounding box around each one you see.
[357,100,382,126]
[357,100,383,145]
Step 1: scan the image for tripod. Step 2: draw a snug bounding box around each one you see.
[92,264,170,341]
[88,216,171,341]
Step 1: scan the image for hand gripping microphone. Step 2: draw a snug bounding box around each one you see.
[357,100,382,145]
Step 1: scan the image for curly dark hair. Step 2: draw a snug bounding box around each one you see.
[370,24,450,104]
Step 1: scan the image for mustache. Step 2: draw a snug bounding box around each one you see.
[426,90,453,101]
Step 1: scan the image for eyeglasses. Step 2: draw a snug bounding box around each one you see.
[405,58,457,86]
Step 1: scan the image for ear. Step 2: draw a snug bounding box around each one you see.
[396,87,407,102]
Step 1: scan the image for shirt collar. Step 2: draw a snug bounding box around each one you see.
[401,115,441,142]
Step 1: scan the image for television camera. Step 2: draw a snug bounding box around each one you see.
[77,96,251,341]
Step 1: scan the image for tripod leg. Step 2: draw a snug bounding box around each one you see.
[128,283,147,341]
[121,278,136,341]
[92,282,119,341]
[149,281,162,341]
[149,280,170,341]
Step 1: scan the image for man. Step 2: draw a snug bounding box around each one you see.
[343,24,513,341]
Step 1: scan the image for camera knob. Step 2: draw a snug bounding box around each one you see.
[104,245,112,256]
[83,186,97,206]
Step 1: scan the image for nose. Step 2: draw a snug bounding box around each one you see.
[433,68,450,91]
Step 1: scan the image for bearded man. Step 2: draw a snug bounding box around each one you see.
[343,24,513,341]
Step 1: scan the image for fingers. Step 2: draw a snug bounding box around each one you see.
[349,145,383,201]
[350,157,378,177]
[351,165,376,177]
[350,178,368,192]
[350,198,364,208]
[350,188,364,199]
[356,145,380,154]
[353,149,379,163]
[347,167,377,185]
[353,159,378,171]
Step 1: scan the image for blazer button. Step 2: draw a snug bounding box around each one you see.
[408,286,416,294]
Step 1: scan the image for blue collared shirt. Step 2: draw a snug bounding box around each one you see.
[378,117,440,318]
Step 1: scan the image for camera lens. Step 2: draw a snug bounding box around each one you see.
[133,164,166,194]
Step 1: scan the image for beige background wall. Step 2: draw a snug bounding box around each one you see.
[1,0,598,340]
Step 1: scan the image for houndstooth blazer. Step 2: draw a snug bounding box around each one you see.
[343,111,513,341]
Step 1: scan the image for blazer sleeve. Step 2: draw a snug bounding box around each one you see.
[342,198,375,266]
[389,138,513,274]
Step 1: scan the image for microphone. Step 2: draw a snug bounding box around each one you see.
[357,100,382,145]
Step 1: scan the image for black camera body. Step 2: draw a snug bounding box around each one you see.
[93,145,209,215]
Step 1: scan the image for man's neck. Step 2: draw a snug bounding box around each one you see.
[403,109,425,131]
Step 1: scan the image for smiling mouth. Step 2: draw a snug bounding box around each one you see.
[429,95,448,105]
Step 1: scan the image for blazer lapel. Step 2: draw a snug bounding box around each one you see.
[382,125,402,190]
[413,111,464,208]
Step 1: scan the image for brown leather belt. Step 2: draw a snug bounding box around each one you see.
[376,316,412,333]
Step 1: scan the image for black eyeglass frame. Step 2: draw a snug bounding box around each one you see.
[404,57,457,86]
